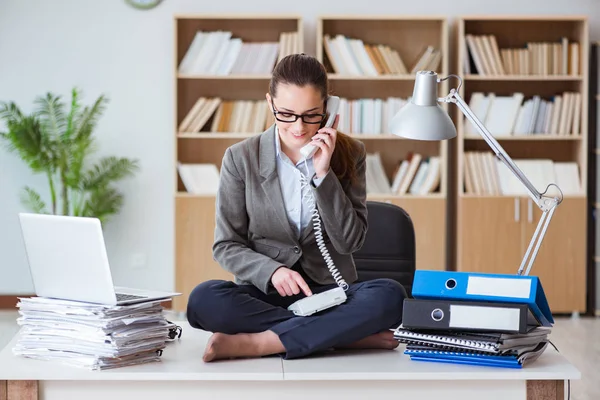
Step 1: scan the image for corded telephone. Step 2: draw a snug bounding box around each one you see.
[287,96,349,317]
[299,96,341,159]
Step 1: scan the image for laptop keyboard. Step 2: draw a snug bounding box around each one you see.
[116,293,147,301]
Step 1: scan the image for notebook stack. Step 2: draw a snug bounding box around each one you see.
[12,296,179,370]
[394,270,554,369]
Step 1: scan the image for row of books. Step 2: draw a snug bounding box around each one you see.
[464,151,582,196]
[178,30,300,75]
[323,34,441,76]
[178,98,275,133]
[368,152,441,196]
[464,34,580,76]
[465,91,582,137]
[177,152,442,197]
[394,271,552,369]
[178,96,413,135]
[335,97,407,135]
[13,296,179,370]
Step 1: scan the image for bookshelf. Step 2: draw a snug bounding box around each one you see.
[173,14,303,311]
[317,15,450,273]
[456,16,589,314]
[589,42,599,315]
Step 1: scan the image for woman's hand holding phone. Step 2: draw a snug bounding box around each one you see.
[312,114,339,179]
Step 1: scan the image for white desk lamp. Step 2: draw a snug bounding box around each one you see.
[389,70,564,276]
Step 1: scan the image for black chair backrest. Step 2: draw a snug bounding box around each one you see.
[353,201,416,296]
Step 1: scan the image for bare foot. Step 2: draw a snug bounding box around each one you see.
[203,331,285,362]
[338,331,399,350]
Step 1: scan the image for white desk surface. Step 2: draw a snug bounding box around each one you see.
[0,321,581,382]
[281,345,581,381]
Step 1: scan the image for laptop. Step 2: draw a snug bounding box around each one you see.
[18,213,181,306]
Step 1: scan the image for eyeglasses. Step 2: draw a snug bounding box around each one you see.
[271,101,326,124]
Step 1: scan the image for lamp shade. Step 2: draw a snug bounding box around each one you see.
[389,71,457,141]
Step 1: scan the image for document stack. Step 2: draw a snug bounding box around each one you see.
[12,296,178,370]
[394,270,554,368]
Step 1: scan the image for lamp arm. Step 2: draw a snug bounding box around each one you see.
[441,85,563,276]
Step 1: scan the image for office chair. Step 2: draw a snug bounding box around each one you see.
[353,201,416,297]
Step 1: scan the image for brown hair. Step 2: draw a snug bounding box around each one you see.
[269,53,363,185]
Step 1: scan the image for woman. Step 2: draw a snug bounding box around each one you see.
[187,53,406,362]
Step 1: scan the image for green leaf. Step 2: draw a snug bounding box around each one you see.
[0,101,24,123]
[81,186,124,223]
[71,94,108,143]
[20,187,50,214]
[0,115,56,173]
[63,88,81,142]
[34,92,67,140]
[81,156,139,191]
[64,135,96,188]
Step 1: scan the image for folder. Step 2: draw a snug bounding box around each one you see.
[404,340,548,369]
[402,298,541,334]
[411,270,553,326]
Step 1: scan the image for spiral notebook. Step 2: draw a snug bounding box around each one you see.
[393,326,550,354]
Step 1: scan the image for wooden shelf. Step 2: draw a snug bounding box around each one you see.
[460,193,586,199]
[456,16,589,314]
[177,132,260,139]
[175,192,446,200]
[464,135,584,141]
[177,74,272,80]
[367,193,445,200]
[327,74,418,81]
[174,15,304,313]
[317,15,450,272]
[177,132,415,140]
[464,74,583,81]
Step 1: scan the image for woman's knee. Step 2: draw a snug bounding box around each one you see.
[363,278,407,325]
[374,278,407,307]
[186,279,234,331]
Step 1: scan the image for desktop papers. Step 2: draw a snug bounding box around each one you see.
[12,297,177,370]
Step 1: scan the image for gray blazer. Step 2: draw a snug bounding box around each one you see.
[212,125,368,293]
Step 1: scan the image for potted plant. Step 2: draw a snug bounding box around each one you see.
[0,88,139,224]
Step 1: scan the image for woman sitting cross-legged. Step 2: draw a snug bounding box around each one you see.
[186,53,407,362]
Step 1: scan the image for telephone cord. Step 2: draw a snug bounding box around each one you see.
[299,162,349,291]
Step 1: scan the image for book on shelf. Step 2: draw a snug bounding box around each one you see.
[464,91,582,137]
[463,152,582,196]
[178,30,300,75]
[178,162,220,195]
[179,96,422,135]
[464,34,580,76]
[178,97,274,133]
[367,152,441,196]
[336,96,408,135]
[323,34,441,76]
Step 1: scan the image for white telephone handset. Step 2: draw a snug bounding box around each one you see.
[287,95,348,317]
[299,96,340,159]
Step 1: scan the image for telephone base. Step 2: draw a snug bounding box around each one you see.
[287,287,347,316]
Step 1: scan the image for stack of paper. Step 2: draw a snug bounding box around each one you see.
[12,297,176,370]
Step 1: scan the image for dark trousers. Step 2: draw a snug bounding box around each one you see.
[186,277,406,359]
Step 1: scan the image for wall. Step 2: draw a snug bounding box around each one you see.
[1,0,598,294]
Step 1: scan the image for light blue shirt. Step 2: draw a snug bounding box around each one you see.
[275,128,325,238]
